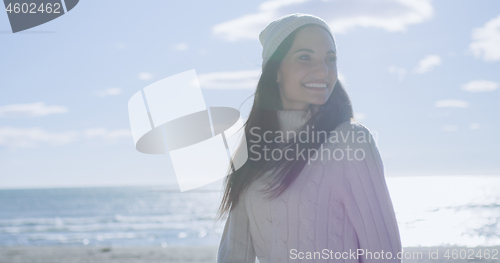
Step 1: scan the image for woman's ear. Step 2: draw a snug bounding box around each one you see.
[276,69,281,83]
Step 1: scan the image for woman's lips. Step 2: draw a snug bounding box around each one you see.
[303,83,328,91]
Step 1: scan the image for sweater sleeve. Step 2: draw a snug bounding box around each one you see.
[336,123,402,263]
[217,189,256,263]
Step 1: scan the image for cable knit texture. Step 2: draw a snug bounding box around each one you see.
[217,110,402,263]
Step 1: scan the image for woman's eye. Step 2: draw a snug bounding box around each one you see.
[299,54,311,60]
[327,57,337,63]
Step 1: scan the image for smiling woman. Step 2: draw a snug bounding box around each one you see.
[276,24,338,110]
[216,13,402,263]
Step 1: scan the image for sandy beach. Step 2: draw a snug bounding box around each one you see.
[0,246,219,263]
[1,246,499,263]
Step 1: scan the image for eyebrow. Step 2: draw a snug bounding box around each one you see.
[292,48,336,54]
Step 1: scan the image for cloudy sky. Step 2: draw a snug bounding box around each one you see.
[1,0,499,189]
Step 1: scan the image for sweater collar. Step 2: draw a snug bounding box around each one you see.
[277,109,311,133]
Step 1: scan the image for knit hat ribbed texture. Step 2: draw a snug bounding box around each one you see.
[259,13,336,69]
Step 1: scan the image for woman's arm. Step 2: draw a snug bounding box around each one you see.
[217,189,256,263]
[337,122,402,263]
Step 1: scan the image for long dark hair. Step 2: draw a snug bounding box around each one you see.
[216,25,354,220]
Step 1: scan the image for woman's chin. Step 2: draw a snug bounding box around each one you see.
[309,97,330,106]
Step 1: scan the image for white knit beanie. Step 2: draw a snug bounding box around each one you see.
[259,13,336,69]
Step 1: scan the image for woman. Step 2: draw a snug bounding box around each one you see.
[216,13,402,263]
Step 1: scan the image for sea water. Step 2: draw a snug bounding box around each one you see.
[0,175,499,247]
[0,186,224,247]
[388,175,500,247]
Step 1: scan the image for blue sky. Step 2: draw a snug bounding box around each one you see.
[1,0,499,189]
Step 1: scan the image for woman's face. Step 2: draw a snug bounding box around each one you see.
[277,25,338,110]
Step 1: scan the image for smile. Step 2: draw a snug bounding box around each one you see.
[303,83,328,90]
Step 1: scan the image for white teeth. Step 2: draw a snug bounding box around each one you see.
[304,83,327,88]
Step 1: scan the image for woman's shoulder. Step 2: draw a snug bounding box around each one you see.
[329,119,376,145]
[316,119,383,177]
[315,119,378,165]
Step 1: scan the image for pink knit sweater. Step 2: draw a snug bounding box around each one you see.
[217,110,402,263]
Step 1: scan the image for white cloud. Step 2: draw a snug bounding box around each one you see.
[0,102,68,118]
[197,70,261,89]
[461,80,499,93]
[212,0,433,41]
[94,87,122,97]
[84,128,132,141]
[469,15,500,61]
[213,12,275,41]
[354,112,366,121]
[173,43,189,51]
[442,125,458,132]
[337,71,346,83]
[469,123,480,130]
[388,66,407,81]
[434,99,469,108]
[0,127,78,148]
[413,55,441,74]
[139,72,153,80]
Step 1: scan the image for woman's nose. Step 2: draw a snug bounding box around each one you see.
[311,60,329,78]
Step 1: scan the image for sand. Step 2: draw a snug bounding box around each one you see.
[0,246,499,263]
[0,246,218,263]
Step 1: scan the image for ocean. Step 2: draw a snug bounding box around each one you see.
[1,175,499,248]
[0,186,224,247]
